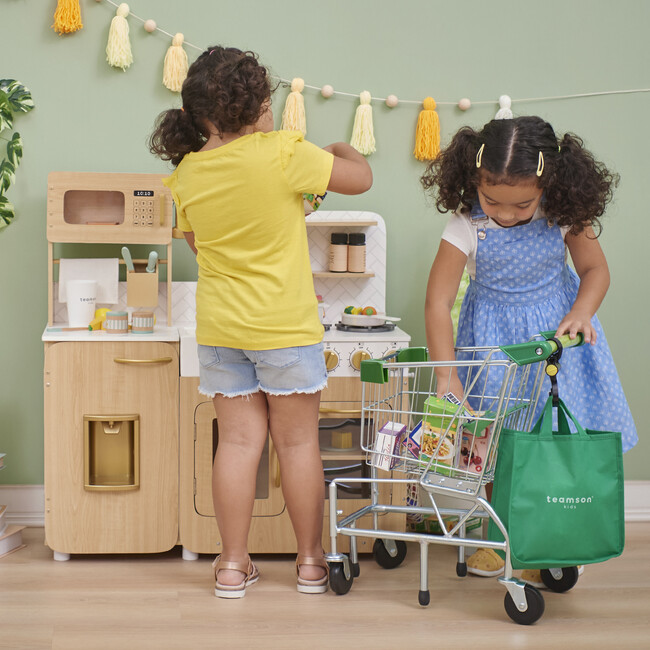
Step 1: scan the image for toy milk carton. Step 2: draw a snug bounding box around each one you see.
[370,421,406,471]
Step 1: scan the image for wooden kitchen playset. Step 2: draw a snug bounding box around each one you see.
[42,172,410,560]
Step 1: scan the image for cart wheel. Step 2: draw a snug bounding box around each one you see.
[328,563,353,595]
[540,566,580,593]
[418,590,430,607]
[373,539,407,569]
[456,562,467,577]
[504,584,545,625]
[349,558,361,578]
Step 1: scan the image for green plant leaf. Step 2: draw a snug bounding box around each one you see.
[0,159,16,193]
[0,93,13,132]
[6,133,23,167]
[0,79,34,113]
[0,194,15,230]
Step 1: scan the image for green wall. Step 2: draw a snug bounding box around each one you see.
[1,0,647,483]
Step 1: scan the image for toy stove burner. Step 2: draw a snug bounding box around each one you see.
[335,322,396,333]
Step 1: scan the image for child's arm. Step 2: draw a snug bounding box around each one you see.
[184,231,198,255]
[425,240,468,398]
[558,226,610,344]
[322,143,373,195]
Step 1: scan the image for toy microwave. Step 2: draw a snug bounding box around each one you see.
[46,172,175,245]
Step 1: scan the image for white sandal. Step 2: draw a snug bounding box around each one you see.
[296,554,329,594]
[213,555,259,599]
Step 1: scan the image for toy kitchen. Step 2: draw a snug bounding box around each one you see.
[42,171,410,561]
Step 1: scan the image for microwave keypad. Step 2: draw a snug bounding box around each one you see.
[132,199,155,227]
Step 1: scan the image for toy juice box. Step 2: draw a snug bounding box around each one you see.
[370,421,406,471]
[423,394,472,432]
[459,430,490,474]
[304,192,327,214]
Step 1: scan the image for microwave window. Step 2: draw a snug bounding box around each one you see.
[63,190,125,225]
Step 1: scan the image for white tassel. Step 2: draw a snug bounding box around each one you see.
[350,91,376,156]
[281,78,306,135]
[106,3,133,71]
[495,95,513,119]
[163,33,189,92]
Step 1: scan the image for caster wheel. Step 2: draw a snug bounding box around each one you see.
[504,584,545,625]
[373,539,407,569]
[456,562,467,577]
[541,566,580,593]
[328,563,353,595]
[418,590,430,606]
[350,561,360,578]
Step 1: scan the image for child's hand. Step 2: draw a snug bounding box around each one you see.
[555,310,597,345]
[436,374,465,401]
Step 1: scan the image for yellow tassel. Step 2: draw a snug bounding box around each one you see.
[52,0,83,35]
[281,78,306,135]
[350,91,376,156]
[163,33,189,93]
[106,3,133,71]
[414,97,440,161]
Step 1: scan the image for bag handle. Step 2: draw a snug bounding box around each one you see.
[531,396,589,440]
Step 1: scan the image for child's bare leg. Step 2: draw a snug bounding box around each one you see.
[211,392,269,585]
[267,391,326,581]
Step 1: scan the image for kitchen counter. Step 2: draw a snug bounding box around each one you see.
[42,324,180,343]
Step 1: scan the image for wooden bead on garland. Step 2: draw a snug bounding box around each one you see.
[385,94,399,108]
[281,78,307,135]
[163,33,189,93]
[144,19,157,33]
[350,91,376,156]
[414,97,440,161]
[321,85,334,98]
[52,0,83,35]
[495,95,513,119]
[106,3,133,71]
[458,97,471,111]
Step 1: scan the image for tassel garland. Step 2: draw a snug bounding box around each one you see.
[106,3,133,71]
[413,97,440,161]
[52,0,83,35]
[350,91,376,156]
[281,78,307,135]
[163,33,189,92]
[495,95,513,119]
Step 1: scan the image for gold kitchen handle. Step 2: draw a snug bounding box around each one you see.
[114,357,173,365]
[270,441,281,488]
[319,407,363,416]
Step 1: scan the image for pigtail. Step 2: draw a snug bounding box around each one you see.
[543,132,619,235]
[421,126,481,214]
[149,108,205,167]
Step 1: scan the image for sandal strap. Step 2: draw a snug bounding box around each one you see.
[296,554,328,574]
[212,555,252,577]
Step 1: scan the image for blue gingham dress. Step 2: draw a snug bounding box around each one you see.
[455,212,637,453]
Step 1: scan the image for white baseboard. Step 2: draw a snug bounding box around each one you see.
[2,481,649,527]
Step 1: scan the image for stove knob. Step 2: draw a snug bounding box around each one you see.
[323,350,339,372]
[350,350,371,371]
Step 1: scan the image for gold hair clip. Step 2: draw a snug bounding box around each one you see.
[476,143,485,169]
[536,151,544,177]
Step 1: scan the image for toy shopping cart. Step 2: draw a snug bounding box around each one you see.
[325,333,584,625]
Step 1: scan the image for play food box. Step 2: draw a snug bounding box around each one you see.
[370,421,406,471]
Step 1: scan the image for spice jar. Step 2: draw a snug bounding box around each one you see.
[347,232,366,273]
[329,232,348,272]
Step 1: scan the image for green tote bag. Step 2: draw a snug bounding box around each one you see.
[487,396,625,569]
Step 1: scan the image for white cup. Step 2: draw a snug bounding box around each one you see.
[66,280,97,327]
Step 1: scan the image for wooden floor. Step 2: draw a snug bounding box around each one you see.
[1,524,649,649]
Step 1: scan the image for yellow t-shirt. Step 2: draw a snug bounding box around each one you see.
[163,130,333,349]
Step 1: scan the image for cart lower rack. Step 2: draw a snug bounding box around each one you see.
[325,333,584,625]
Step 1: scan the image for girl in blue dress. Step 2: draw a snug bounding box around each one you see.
[421,115,637,585]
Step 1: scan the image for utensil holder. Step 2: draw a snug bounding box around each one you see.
[126,263,158,307]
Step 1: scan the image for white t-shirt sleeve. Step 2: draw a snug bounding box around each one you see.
[441,213,475,256]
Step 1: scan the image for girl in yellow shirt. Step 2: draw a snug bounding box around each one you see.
[150,45,372,598]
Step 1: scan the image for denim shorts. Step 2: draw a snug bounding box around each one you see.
[197,342,328,398]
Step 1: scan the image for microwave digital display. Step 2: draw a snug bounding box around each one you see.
[134,190,154,197]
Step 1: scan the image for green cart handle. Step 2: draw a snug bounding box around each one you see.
[500,331,585,366]
[360,347,428,384]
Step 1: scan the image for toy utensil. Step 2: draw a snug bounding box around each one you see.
[121,246,135,272]
[146,251,158,273]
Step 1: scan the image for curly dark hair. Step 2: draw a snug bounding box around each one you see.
[421,116,619,235]
[149,46,274,166]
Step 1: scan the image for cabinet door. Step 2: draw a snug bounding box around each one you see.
[193,399,285,517]
[44,341,179,554]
